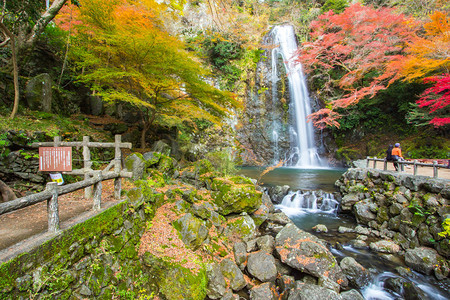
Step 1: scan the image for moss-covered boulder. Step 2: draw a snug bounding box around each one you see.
[173,213,209,250]
[125,153,145,181]
[211,177,262,216]
[141,253,207,300]
[225,214,257,242]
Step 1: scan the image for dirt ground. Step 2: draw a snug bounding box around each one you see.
[0,179,131,252]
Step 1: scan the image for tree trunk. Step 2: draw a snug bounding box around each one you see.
[26,0,69,47]
[0,23,19,119]
[0,179,16,203]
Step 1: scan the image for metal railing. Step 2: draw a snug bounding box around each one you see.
[366,157,448,178]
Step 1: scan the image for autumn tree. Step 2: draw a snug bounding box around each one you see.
[0,0,69,118]
[389,11,450,127]
[296,3,418,128]
[57,0,239,148]
[416,74,450,126]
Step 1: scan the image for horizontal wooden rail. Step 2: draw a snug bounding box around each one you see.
[0,171,130,215]
[366,157,448,178]
[0,170,132,232]
[31,141,132,149]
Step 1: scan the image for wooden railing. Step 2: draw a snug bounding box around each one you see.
[366,157,448,178]
[0,135,132,233]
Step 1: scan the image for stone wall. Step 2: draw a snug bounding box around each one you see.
[0,151,45,184]
[336,160,450,258]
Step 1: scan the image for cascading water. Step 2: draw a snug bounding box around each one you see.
[277,190,339,216]
[271,25,324,168]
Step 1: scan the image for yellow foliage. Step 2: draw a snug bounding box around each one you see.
[396,11,450,82]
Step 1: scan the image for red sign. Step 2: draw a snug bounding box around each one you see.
[39,147,72,172]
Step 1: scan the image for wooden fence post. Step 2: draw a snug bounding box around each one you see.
[433,161,438,178]
[47,182,59,232]
[93,171,102,210]
[83,136,93,199]
[373,157,377,169]
[413,160,418,175]
[383,159,387,170]
[53,136,61,147]
[114,135,122,200]
[366,157,370,168]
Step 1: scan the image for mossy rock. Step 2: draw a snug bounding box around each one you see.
[143,151,162,167]
[172,213,209,250]
[125,153,145,181]
[158,155,175,175]
[193,159,215,175]
[141,253,207,300]
[225,214,257,242]
[211,177,262,216]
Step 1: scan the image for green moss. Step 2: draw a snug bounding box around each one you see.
[211,177,262,215]
[193,159,214,175]
[158,155,174,174]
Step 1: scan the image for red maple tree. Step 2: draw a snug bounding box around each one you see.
[417,74,450,127]
[296,3,418,128]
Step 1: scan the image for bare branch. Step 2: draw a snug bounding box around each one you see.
[27,0,68,46]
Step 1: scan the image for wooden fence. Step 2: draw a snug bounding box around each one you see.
[366,156,448,178]
[0,135,132,233]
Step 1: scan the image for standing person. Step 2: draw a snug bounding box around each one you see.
[385,145,394,162]
[391,143,403,171]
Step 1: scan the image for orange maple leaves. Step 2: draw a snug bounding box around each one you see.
[297,3,419,129]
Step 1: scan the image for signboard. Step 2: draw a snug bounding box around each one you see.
[49,173,64,185]
[39,147,72,172]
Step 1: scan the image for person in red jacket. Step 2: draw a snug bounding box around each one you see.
[391,143,403,171]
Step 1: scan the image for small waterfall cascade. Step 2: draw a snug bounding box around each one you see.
[278,190,339,214]
[270,25,324,168]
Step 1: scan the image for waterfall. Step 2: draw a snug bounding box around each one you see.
[271,25,324,168]
[278,190,339,215]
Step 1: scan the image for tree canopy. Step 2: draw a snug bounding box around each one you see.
[296,3,418,129]
[57,0,239,147]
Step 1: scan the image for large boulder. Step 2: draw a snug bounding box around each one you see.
[384,277,429,300]
[354,199,377,224]
[340,193,360,211]
[275,224,348,288]
[249,282,278,300]
[369,240,401,254]
[225,214,257,242]
[220,259,247,292]
[25,73,52,112]
[172,213,208,250]
[211,177,262,215]
[339,257,371,289]
[151,140,171,156]
[405,247,447,276]
[125,153,145,181]
[340,289,364,300]
[287,282,343,300]
[247,251,277,282]
[233,242,247,268]
[206,263,226,299]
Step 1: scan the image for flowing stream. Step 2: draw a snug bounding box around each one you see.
[247,24,449,299]
[270,25,324,167]
[240,167,449,299]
